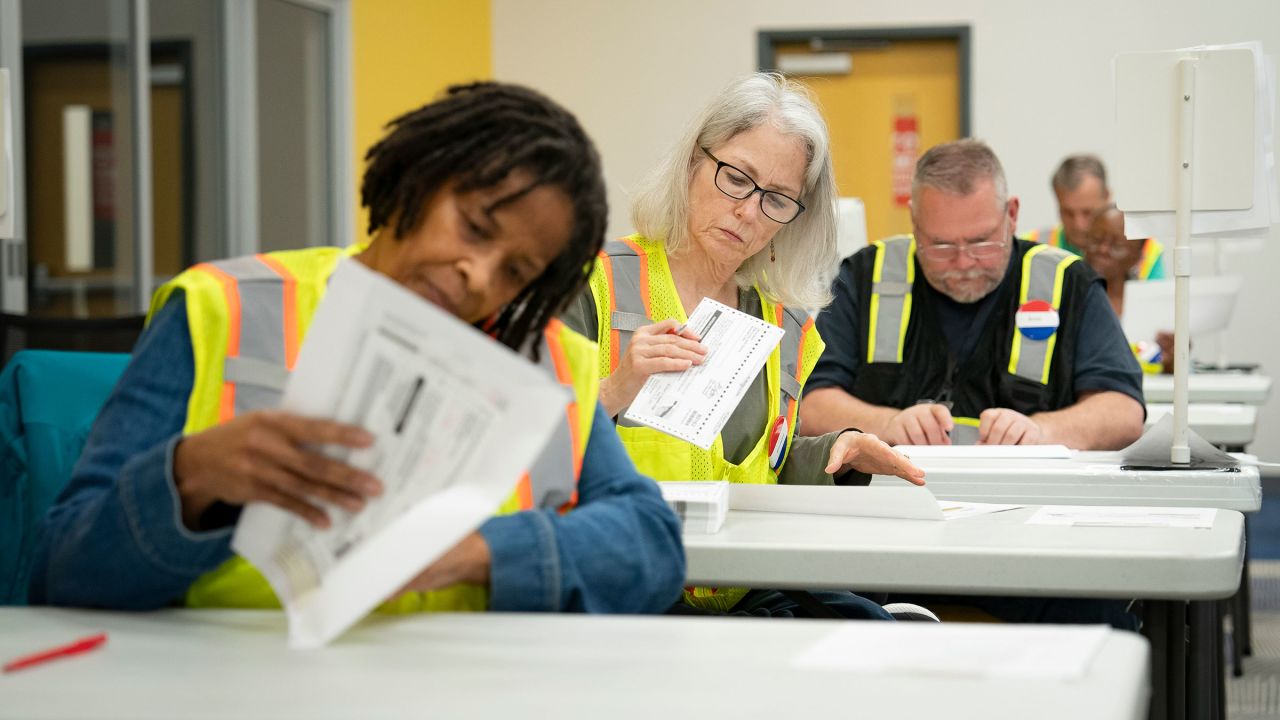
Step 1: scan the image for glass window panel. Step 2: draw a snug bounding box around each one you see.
[21,0,137,317]
[257,0,331,251]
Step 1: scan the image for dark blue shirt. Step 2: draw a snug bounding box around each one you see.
[29,295,685,612]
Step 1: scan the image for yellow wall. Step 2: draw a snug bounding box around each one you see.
[351,0,492,239]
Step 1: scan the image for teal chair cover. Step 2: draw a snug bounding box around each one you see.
[0,350,130,604]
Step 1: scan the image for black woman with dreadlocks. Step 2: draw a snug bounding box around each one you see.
[30,83,686,614]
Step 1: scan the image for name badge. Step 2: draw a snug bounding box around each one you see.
[1016,300,1059,341]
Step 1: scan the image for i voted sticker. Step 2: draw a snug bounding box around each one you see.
[1016,300,1059,341]
[767,415,789,471]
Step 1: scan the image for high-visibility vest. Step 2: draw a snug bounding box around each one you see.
[1023,225,1165,280]
[149,246,597,613]
[865,235,1081,443]
[587,234,823,611]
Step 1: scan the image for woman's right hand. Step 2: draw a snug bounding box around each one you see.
[173,410,383,531]
[600,319,707,417]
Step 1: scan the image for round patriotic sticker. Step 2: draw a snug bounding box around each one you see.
[1015,300,1059,341]
[767,415,789,470]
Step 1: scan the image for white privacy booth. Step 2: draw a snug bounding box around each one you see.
[1113,42,1278,465]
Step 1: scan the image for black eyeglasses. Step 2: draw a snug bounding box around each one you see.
[701,148,805,224]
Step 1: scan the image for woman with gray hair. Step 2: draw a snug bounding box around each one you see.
[562,73,926,618]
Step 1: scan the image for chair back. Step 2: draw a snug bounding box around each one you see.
[0,350,130,604]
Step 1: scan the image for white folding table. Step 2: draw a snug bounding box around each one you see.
[1145,403,1258,447]
[1142,373,1272,405]
[684,505,1243,720]
[0,608,1150,720]
[869,447,1262,689]
[868,451,1261,511]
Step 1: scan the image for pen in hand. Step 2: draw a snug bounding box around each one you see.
[3,632,107,673]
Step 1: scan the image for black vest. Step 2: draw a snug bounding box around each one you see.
[849,238,1096,418]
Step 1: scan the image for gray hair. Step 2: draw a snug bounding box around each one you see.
[630,73,837,310]
[911,138,1008,212]
[1051,154,1108,193]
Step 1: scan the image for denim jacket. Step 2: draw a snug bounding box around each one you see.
[28,296,685,612]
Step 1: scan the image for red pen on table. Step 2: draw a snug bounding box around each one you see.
[3,632,107,673]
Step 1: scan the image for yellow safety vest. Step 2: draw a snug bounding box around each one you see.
[867,235,1079,444]
[587,234,823,611]
[149,246,597,613]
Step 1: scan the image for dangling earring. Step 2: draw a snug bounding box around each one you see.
[770,240,776,263]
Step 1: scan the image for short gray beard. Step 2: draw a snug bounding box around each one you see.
[930,270,999,304]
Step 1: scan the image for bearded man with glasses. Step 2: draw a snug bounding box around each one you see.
[799,138,1148,630]
[801,139,1145,451]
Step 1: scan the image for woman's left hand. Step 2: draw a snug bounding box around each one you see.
[825,430,926,485]
[393,532,492,597]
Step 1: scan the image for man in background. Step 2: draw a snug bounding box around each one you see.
[1024,154,1165,280]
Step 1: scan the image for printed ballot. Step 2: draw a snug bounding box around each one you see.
[624,298,783,449]
[232,259,567,648]
[1026,505,1217,529]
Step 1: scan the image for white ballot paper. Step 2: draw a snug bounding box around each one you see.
[623,298,783,449]
[1026,505,1217,529]
[231,259,567,649]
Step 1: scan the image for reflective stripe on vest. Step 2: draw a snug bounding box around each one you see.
[950,416,981,445]
[190,254,297,420]
[775,304,808,404]
[157,249,593,611]
[1007,244,1080,384]
[597,238,652,429]
[866,237,1077,385]
[866,235,915,364]
[597,237,650,374]
[512,320,586,512]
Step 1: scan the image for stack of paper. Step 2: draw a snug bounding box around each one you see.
[660,481,729,534]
